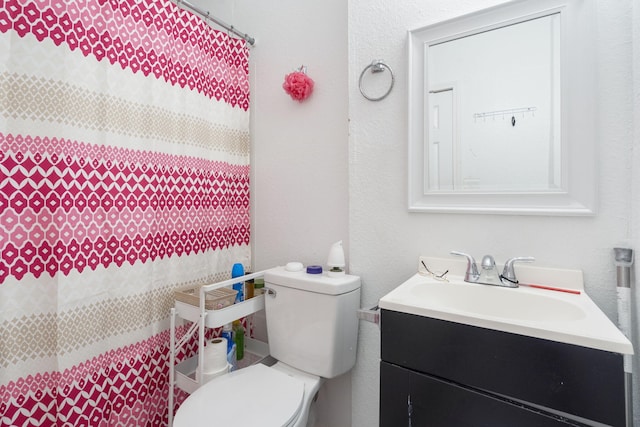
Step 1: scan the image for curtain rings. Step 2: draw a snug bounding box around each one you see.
[359,60,394,101]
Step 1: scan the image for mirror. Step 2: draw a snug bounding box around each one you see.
[408,0,596,215]
[428,14,560,192]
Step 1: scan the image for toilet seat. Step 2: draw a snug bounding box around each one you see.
[173,363,305,427]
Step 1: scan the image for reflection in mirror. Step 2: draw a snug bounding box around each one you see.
[408,0,596,215]
[427,14,561,192]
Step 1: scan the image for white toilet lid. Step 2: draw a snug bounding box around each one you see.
[174,363,305,427]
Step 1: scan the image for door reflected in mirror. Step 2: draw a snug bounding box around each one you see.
[427,14,561,192]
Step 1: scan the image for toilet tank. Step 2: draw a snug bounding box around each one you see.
[263,266,361,379]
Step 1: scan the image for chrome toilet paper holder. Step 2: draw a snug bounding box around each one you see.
[357,304,380,325]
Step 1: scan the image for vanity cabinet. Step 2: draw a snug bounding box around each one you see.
[380,309,626,427]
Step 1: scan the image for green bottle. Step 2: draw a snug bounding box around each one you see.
[233,320,245,361]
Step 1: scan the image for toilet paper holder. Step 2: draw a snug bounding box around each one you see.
[357,304,380,325]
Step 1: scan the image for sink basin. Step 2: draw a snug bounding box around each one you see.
[379,257,633,355]
[409,280,587,322]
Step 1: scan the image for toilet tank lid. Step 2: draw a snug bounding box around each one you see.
[264,266,361,295]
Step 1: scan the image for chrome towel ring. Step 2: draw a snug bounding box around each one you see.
[359,60,394,101]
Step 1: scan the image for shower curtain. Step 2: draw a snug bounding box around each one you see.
[0,0,251,425]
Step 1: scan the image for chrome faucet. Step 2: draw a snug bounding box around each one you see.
[479,254,503,286]
[450,251,535,288]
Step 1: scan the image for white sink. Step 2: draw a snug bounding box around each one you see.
[409,280,586,322]
[379,257,633,355]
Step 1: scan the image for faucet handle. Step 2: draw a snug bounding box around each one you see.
[501,256,535,284]
[450,251,480,281]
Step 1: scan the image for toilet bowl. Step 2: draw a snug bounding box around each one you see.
[173,362,322,427]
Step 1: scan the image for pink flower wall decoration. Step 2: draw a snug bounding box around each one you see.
[283,66,314,102]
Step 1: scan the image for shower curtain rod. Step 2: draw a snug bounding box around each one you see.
[175,0,256,46]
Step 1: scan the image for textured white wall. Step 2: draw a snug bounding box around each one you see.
[348,1,637,426]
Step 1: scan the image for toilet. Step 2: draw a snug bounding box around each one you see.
[173,264,361,427]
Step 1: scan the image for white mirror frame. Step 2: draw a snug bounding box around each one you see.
[408,0,596,215]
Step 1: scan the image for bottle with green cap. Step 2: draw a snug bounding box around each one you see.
[254,277,264,294]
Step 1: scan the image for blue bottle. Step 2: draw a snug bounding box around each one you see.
[221,323,233,352]
[231,263,244,303]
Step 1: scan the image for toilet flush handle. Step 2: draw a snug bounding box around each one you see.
[263,287,277,297]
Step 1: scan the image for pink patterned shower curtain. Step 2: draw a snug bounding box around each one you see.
[0,0,251,425]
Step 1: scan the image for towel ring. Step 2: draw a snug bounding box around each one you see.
[359,60,394,101]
